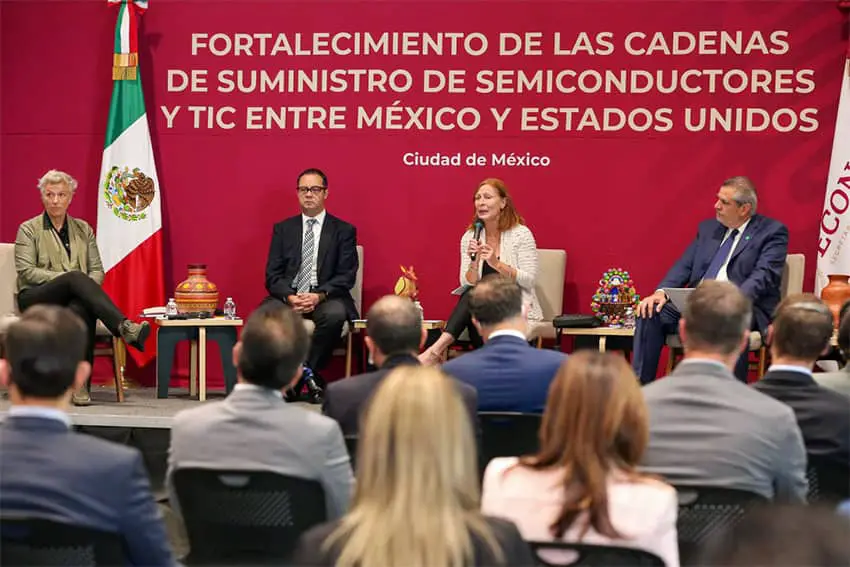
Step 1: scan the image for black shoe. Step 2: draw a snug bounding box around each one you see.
[305,377,324,405]
[283,387,299,403]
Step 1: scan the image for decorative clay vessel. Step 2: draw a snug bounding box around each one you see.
[175,264,219,314]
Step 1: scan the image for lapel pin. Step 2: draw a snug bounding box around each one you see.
[745,235,751,241]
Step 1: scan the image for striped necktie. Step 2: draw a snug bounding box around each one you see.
[296,218,318,293]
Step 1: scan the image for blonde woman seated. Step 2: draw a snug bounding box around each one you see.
[294,366,534,567]
[481,352,679,566]
[419,178,540,365]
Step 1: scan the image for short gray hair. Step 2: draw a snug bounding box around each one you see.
[683,281,752,355]
[722,176,757,215]
[37,170,78,193]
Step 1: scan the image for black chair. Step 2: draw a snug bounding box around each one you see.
[1,517,125,566]
[674,486,766,565]
[478,411,542,461]
[173,468,326,565]
[528,541,664,566]
[806,454,850,504]
[344,435,358,471]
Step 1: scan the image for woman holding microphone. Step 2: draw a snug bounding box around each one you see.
[419,178,541,365]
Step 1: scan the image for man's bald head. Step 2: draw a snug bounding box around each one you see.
[366,295,423,357]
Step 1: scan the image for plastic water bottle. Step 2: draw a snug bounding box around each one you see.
[624,307,636,329]
[223,297,236,320]
[166,298,178,317]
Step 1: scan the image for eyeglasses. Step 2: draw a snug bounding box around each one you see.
[297,186,326,195]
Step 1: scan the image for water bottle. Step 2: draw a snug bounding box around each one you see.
[166,298,178,317]
[624,307,636,329]
[223,297,236,320]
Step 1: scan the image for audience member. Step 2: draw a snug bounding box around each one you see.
[295,366,534,566]
[0,305,173,566]
[698,505,850,566]
[641,281,808,502]
[442,276,564,413]
[814,302,850,398]
[323,295,477,436]
[482,351,678,567]
[167,302,353,520]
[754,294,850,470]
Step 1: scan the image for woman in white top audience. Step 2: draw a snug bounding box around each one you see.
[481,351,680,566]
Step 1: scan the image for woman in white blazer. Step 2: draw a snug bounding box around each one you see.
[481,352,680,566]
[419,178,540,365]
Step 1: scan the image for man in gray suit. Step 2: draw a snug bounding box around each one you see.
[0,306,173,566]
[167,302,353,519]
[641,281,808,502]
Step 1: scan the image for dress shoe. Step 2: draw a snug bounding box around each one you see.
[72,386,91,406]
[305,377,324,405]
[120,320,151,352]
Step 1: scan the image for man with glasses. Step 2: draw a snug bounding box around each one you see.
[14,170,151,405]
[632,176,788,384]
[264,168,359,403]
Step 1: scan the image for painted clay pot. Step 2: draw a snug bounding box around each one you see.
[820,274,850,326]
[174,264,219,314]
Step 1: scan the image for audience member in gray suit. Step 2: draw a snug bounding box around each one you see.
[754,294,850,470]
[641,281,808,502]
[442,276,565,413]
[814,307,850,399]
[167,302,354,520]
[0,306,173,566]
[323,295,478,437]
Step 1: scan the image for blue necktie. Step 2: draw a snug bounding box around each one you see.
[295,219,318,293]
[704,228,739,280]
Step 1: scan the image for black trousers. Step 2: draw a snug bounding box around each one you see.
[262,296,348,374]
[444,287,484,348]
[17,271,126,364]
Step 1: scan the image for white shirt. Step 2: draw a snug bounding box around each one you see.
[715,218,750,282]
[488,329,527,341]
[8,405,72,427]
[301,210,326,288]
[767,364,813,378]
[233,383,283,399]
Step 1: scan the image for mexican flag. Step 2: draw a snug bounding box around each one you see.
[96,0,163,366]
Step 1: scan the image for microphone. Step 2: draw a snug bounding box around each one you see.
[470,219,484,262]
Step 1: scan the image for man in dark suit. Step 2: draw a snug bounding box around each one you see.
[264,168,359,403]
[0,305,173,566]
[641,281,807,502]
[634,176,788,383]
[754,294,850,471]
[441,276,565,413]
[323,295,478,436]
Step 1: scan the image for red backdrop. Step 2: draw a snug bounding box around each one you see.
[1,0,847,383]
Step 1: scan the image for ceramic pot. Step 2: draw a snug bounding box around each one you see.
[820,274,850,326]
[174,264,219,314]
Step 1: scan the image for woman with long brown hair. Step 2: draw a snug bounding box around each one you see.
[481,351,679,566]
[295,365,534,567]
[419,178,540,364]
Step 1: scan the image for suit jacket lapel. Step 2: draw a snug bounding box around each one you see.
[68,218,81,271]
[698,223,727,278]
[316,215,334,276]
[43,215,70,271]
[728,215,760,263]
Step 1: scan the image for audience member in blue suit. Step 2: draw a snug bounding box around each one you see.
[633,176,788,384]
[442,276,565,413]
[0,305,174,566]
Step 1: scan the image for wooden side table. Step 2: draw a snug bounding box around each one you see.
[556,326,635,353]
[155,317,243,401]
